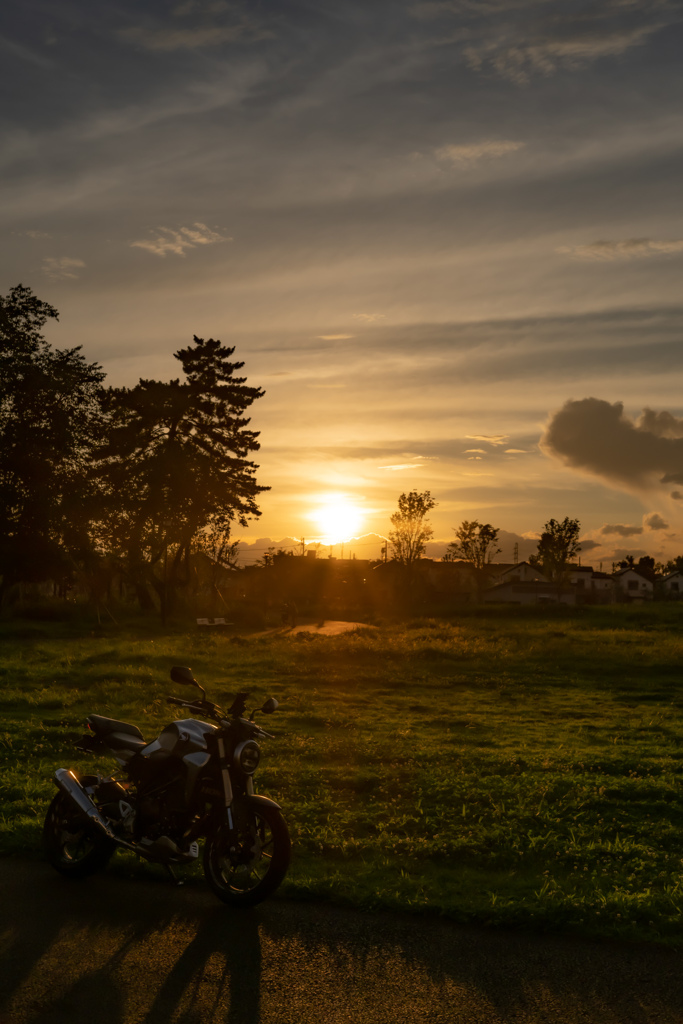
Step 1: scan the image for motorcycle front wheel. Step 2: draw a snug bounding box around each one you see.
[203,799,291,908]
[43,792,115,879]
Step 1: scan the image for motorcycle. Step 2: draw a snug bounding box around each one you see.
[43,666,290,907]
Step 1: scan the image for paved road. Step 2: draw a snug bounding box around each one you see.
[0,860,681,1024]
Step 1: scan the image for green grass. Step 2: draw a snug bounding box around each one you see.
[1,603,683,943]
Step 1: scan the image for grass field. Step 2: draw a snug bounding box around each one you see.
[1,603,683,944]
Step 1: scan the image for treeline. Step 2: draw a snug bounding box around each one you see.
[0,285,266,618]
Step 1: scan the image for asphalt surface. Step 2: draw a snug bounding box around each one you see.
[0,860,682,1024]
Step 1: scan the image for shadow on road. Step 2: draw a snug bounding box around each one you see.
[1,860,682,1024]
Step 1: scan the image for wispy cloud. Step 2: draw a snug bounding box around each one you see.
[352,313,386,323]
[464,448,487,454]
[42,256,85,280]
[118,2,270,52]
[131,222,231,257]
[379,462,425,471]
[558,238,683,261]
[434,140,524,164]
[24,229,52,239]
[318,334,355,340]
[466,434,509,445]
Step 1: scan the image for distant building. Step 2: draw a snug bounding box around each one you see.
[612,566,654,602]
[661,571,683,598]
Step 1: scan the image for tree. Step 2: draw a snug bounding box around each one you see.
[443,520,501,569]
[388,490,436,565]
[95,336,266,618]
[0,285,105,600]
[531,517,581,582]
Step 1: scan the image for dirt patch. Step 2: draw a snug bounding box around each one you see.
[261,620,376,637]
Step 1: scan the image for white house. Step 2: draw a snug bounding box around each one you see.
[489,561,550,585]
[612,567,654,602]
[661,571,683,597]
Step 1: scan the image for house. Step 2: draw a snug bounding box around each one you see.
[612,566,654,602]
[488,561,550,585]
[661,571,683,598]
[568,565,616,604]
[587,571,616,604]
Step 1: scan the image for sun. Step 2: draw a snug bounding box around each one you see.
[309,495,364,545]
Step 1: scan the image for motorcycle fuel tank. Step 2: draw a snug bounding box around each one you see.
[140,718,217,759]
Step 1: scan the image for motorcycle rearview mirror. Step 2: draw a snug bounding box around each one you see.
[261,697,279,714]
[170,666,206,702]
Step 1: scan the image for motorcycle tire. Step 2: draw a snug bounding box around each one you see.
[203,798,291,908]
[43,792,115,879]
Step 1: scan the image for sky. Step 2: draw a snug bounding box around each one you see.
[3,0,683,566]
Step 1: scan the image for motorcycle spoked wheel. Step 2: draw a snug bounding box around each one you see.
[203,799,291,908]
[43,792,115,879]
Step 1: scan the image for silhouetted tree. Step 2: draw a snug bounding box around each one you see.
[388,490,436,565]
[443,520,501,568]
[530,517,581,582]
[95,336,266,619]
[0,285,105,601]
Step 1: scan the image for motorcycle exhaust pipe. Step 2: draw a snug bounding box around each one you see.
[53,769,116,840]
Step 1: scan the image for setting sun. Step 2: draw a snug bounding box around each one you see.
[309,495,365,545]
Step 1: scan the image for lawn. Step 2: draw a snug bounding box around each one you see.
[1,603,683,944]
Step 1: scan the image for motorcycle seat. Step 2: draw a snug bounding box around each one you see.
[87,715,146,753]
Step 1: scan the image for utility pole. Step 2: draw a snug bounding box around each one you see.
[513,542,519,565]
[300,536,305,556]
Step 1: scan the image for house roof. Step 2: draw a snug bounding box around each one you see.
[613,566,654,581]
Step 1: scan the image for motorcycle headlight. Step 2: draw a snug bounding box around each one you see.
[235,740,261,775]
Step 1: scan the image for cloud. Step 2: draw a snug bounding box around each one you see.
[42,256,85,280]
[644,512,669,530]
[131,222,230,257]
[466,434,509,445]
[505,448,528,454]
[434,140,524,165]
[464,448,487,454]
[542,399,683,494]
[24,229,51,239]
[462,15,669,85]
[317,334,355,340]
[118,4,270,52]
[352,313,386,323]
[671,491,683,501]
[578,539,602,552]
[378,462,425,471]
[600,523,643,537]
[558,238,683,261]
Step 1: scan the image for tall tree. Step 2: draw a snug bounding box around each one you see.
[531,517,581,582]
[388,490,436,565]
[443,520,501,568]
[0,285,105,599]
[96,336,266,618]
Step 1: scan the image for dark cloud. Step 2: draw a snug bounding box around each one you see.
[644,512,669,530]
[543,398,683,493]
[577,538,601,551]
[600,523,643,537]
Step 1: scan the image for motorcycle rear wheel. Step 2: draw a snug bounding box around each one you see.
[43,792,115,878]
[203,799,290,908]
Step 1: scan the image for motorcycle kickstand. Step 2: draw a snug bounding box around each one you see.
[164,864,184,887]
